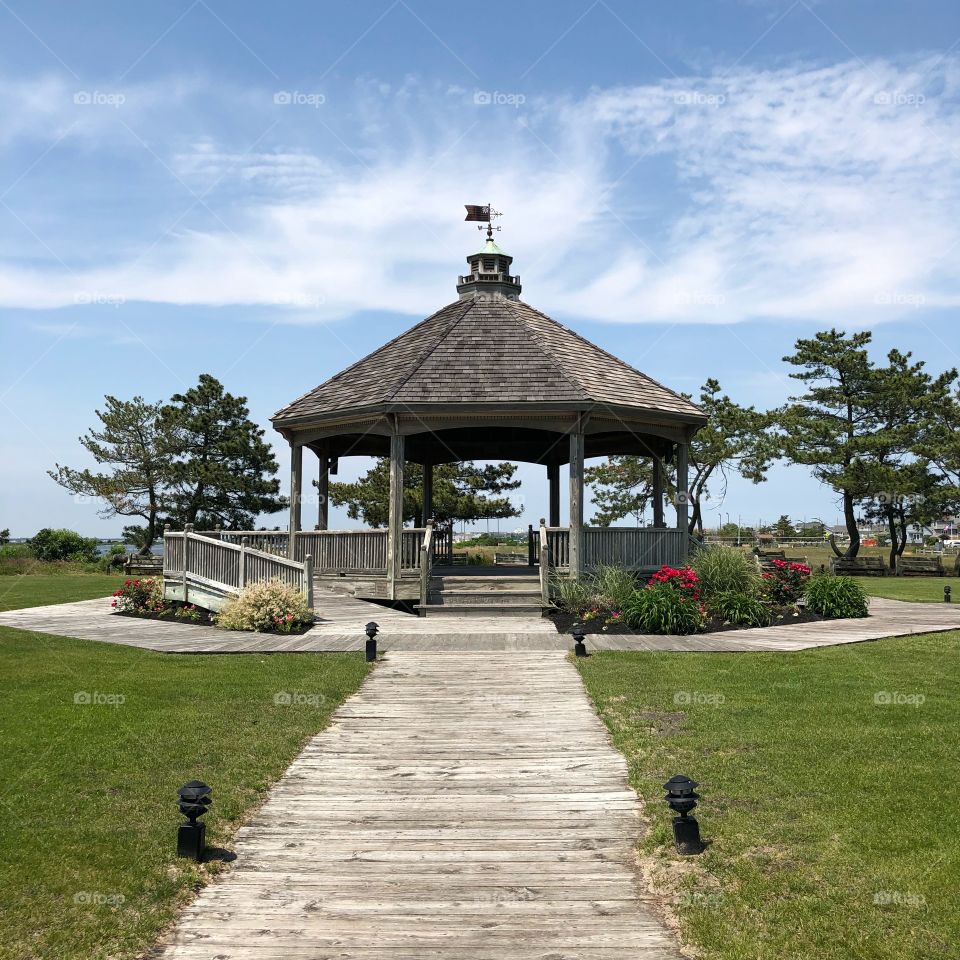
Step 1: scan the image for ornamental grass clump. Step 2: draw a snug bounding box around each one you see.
[217,579,313,633]
[589,564,639,611]
[622,565,707,634]
[690,545,763,598]
[804,572,869,619]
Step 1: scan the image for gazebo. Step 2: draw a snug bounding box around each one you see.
[270,233,707,608]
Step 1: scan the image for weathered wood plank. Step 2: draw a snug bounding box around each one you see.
[153,651,684,958]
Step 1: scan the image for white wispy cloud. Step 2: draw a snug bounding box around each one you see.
[1,57,959,325]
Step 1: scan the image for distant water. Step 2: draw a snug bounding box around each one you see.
[95,541,163,556]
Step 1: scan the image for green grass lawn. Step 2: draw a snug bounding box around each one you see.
[855,575,959,603]
[577,634,960,960]
[0,626,369,960]
[0,573,125,611]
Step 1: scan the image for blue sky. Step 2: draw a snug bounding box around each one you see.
[2,0,960,536]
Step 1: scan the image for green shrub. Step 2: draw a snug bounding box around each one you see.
[589,564,639,611]
[0,544,33,560]
[217,579,313,633]
[622,583,706,634]
[29,528,98,563]
[805,573,869,619]
[111,577,166,614]
[99,544,128,571]
[691,545,762,597]
[708,590,772,627]
[763,559,812,605]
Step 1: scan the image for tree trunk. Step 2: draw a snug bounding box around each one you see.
[843,490,860,559]
[140,495,158,556]
[886,507,899,572]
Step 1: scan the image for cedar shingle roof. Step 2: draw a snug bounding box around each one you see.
[272,297,705,425]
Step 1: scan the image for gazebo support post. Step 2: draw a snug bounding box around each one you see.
[675,441,689,535]
[547,462,560,528]
[288,440,303,559]
[317,454,329,531]
[569,425,585,579]
[386,432,405,600]
[652,455,665,528]
[421,462,433,528]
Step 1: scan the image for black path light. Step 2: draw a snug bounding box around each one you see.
[945,585,952,603]
[177,780,212,861]
[365,621,379,662]
[663,774,704,855]
[572,622,587,658]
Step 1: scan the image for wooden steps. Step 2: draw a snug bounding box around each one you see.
[420,575,544,618]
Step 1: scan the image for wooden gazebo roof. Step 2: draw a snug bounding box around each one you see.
[272,297,705,427]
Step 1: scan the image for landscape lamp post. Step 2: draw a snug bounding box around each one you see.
[177,780,212,862]
[663,774,704,855]
[945,585,952,603]
[365,621,379,661]
[572,623,587,658]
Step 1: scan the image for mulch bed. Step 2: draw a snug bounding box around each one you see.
[550,607,827,636]
[112,610,314,636]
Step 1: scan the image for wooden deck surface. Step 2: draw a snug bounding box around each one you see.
[2,591,959,653]
[153,651,683,959]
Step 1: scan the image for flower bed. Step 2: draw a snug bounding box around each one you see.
[110,577,315,634]
[549,552,866,636]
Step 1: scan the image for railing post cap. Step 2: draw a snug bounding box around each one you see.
[539,517,547,526]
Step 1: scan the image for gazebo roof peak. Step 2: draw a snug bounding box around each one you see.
[474,237,508,256]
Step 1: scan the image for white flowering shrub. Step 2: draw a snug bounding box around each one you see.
[216,579,313,633]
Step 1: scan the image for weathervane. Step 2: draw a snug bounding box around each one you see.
[464,203,503,240]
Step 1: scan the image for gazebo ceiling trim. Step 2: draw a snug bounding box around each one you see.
[304,424,676,466]
[272,296,707,431]
[289,409,694,449]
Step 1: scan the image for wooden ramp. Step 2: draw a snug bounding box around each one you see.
[154,652,682,959]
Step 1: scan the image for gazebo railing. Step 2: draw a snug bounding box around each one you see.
[163,526,313,609]
[538,526,688,571]
[194,528,427,574]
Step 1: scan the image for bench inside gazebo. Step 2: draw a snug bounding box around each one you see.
[163,234,706,616]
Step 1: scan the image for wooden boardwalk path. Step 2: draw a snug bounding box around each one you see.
[154,651,682,959]
[2,592,959,652]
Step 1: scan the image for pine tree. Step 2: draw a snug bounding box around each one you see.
[325,461,520,527]
[48,396,174,553]
[160,374,285,528]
